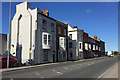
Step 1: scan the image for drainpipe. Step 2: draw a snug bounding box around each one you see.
[27,9,32,61]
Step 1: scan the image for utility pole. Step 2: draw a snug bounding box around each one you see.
[7,0,11,68]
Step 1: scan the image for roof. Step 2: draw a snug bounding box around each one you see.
[56,20,68,26]
[38,12,56,21]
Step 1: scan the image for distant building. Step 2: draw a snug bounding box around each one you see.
[68,25,83,60]
[83,32,89,58]
[91,35,105,57]
[88,36,94,58]
[56,20,68,62]
[10,1,56,64]
[100,40,105,56]
[0,33,7,56]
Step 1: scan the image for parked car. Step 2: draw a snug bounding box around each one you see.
[108,54,114,57]
[0,57,19,68]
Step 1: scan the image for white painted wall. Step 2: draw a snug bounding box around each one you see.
[10,1,56,64]
[68,25,83,60]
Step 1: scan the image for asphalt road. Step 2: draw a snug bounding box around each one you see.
[2,56,118,79]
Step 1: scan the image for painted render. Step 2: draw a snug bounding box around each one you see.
[10,1,56,64]
[68,25,83,60]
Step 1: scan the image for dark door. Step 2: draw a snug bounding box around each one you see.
[53,54,55,63]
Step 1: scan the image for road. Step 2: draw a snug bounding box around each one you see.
[2,56,119,79]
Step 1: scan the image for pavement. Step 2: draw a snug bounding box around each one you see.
[1,56,119,79]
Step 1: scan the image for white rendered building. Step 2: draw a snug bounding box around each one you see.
[10,1,56,64]
[68,25,83,60]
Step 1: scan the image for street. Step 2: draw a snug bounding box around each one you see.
[2,56,118,78]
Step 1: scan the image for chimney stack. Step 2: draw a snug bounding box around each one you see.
[94,35,97,40]
[42,10,49,16]
[74,26,77,28]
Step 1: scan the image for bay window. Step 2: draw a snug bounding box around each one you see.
[42,32,52,49]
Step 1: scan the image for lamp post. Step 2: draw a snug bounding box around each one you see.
[7,0,11,68]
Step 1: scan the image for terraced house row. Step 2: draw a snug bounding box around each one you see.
[10,1,105,65]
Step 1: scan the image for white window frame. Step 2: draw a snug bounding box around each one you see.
[69,34,72,40]
[85,43,88,50]
[99,47,100,51]
[96,46,98,50]
[89,44,91,50]
[42,32,52,46]
[93,45,95,50]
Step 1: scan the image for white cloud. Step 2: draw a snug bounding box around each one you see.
[86,9,92,14]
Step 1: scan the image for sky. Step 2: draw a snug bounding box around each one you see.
[1,2,118,51]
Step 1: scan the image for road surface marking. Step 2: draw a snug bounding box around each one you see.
[57,71,63,74]
[98,67,112,78]
[64,67,68,69]
[52,70,56,72]
[88,64,91,65]
[52,69,63,75]
[35,72,44,78]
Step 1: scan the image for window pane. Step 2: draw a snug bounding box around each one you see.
[69,42,72,48]
[58,26,61,34]
[69,34,72,40]
[44,34,47,45]
[48,35,50,40]
[44,34,47,39]
[51,23,54,31]
[64,29,66,36]
[80,43,81,49]
[48,40,51,45]
[42,20,46,28]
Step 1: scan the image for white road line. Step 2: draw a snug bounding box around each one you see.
[52,69,63,75]
[35,72,40,75]
[88,64,91,65]
[98,67,112,78]
[64,67,68,69]
[52,70,56,72]
[35,72,44,78]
